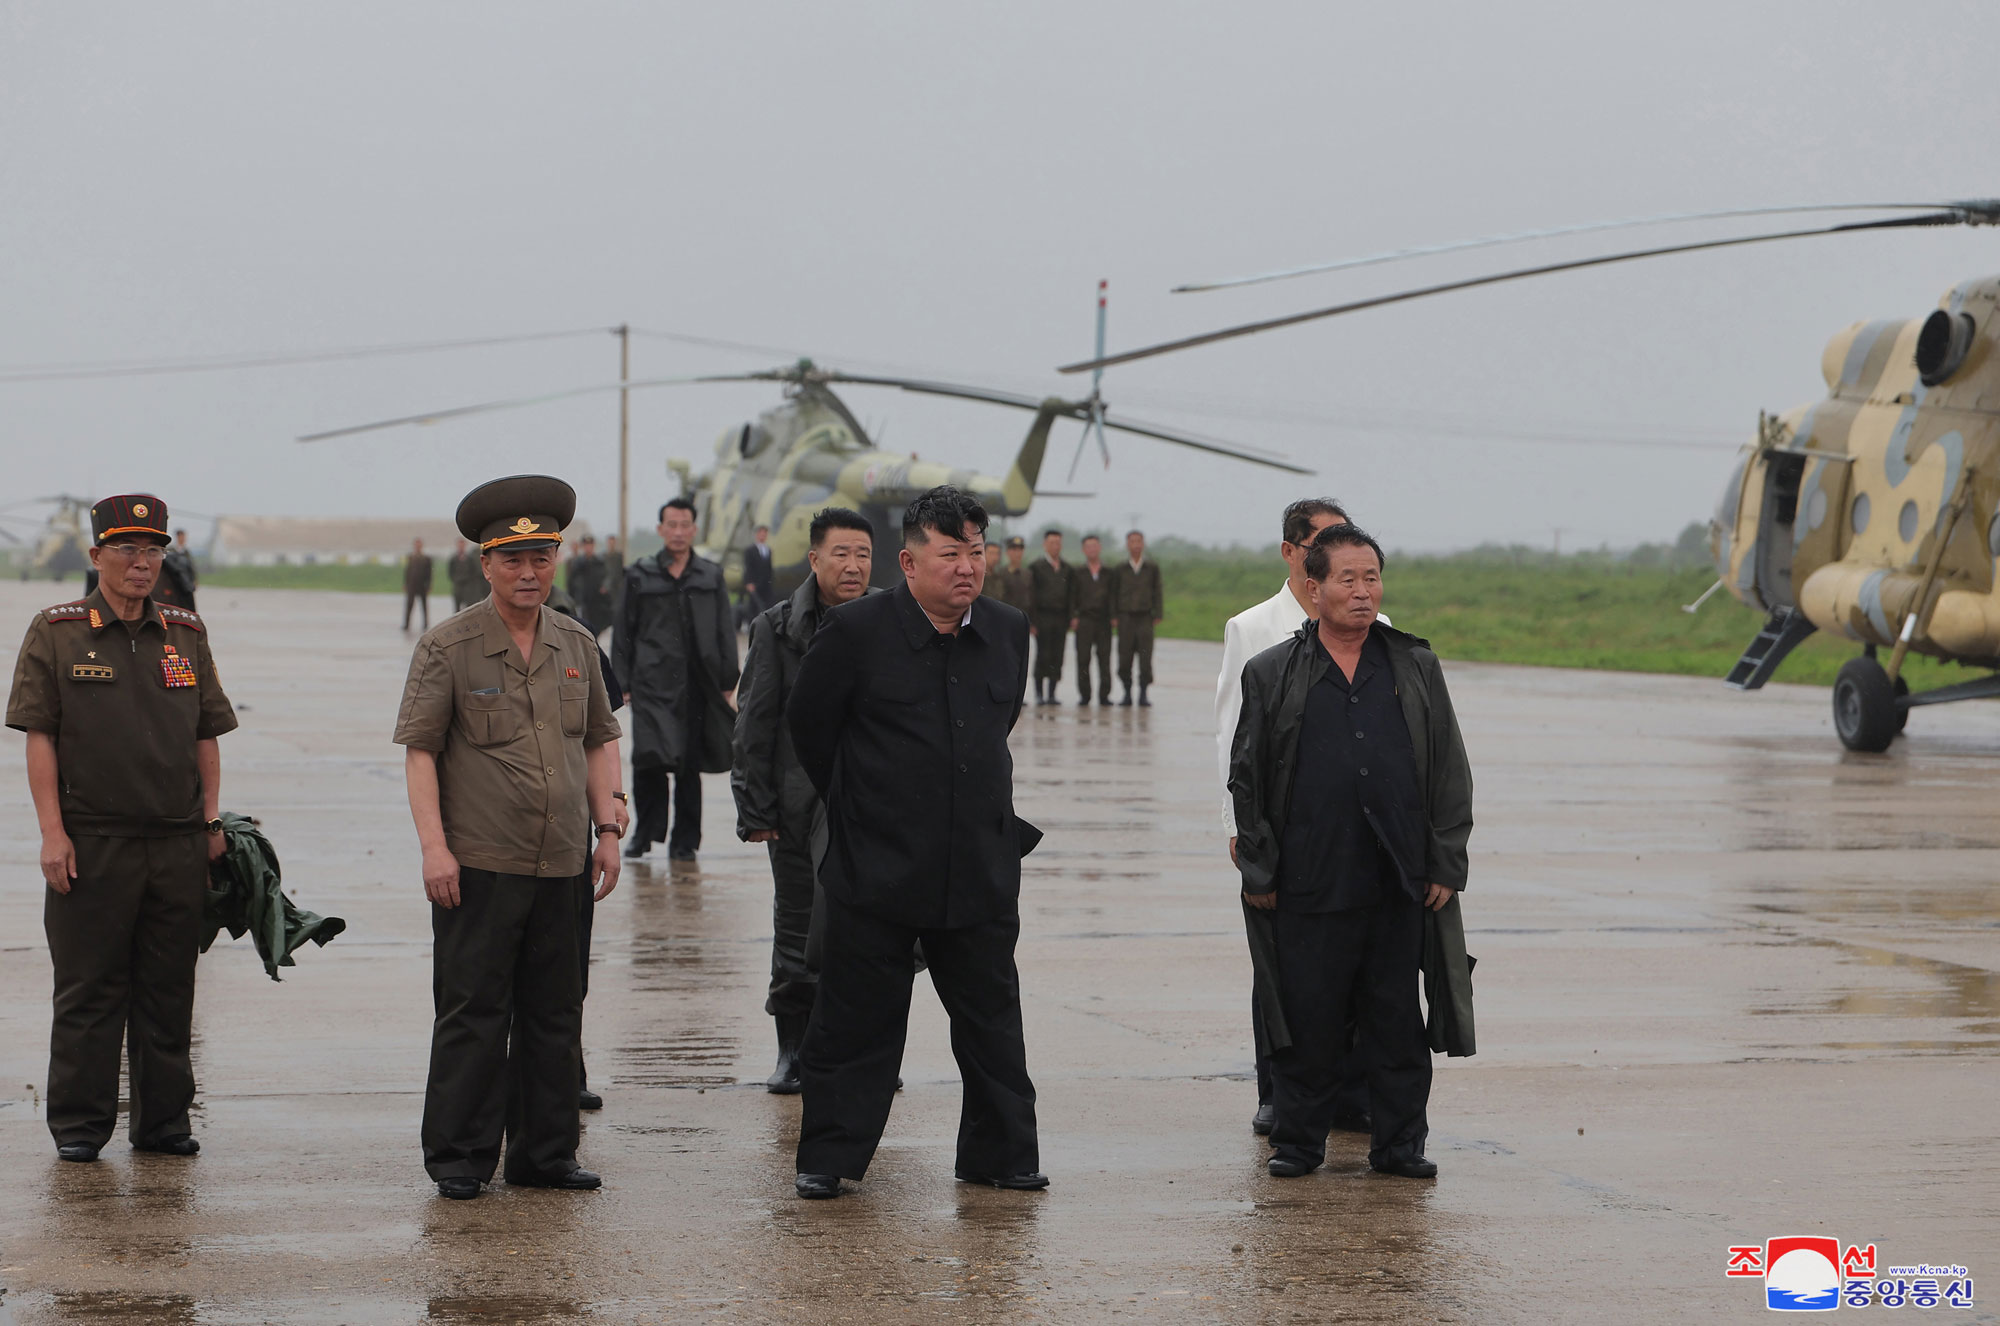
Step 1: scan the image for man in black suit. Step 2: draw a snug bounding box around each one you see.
[741,524,776,625]
[785,486,1044,1200]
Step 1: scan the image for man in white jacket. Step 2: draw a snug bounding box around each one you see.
[1215,498,1385,1136]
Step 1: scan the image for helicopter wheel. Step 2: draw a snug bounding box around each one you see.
[1833,656,1898,752]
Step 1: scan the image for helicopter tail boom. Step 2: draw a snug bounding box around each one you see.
[997,401,1063,514]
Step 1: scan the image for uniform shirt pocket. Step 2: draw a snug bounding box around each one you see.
[461,691,522,748]
[559,680,589,737]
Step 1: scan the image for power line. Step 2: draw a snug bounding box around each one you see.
[0,326,616,384]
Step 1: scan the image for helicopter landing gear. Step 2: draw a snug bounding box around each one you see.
[1833,656,1900,752]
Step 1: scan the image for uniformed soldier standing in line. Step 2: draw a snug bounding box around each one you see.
[155,528,199,611]
[732,507,878,1092]
[402,538,435,632]
[978,542,1006,604]
[7,494,237,1163]
[447,538,484,611]
[1112,529,1164,707]
[1027,529,1073,706]
[1071,535,1115,705]
[394,475,625,1200]
[990,535,1033,613]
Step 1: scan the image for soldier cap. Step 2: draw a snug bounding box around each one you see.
[90,494,171,546]
[1005,535,1025,549]
[456,475,576,552]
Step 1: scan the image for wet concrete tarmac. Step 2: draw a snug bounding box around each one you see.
[0,583,1993,1323]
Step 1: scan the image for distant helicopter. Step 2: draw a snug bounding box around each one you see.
[1058,199,2000,752]
[302,290,1308,595]
[0,496,92,581]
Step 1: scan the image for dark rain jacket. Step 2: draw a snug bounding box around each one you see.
[786,583,1040,929]
[615,551,739,774]
[732,578,881,839]
[1229,619,1477,1055]
[202,812,346,981]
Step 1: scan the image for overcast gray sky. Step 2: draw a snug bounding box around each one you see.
[4,0,1998,552]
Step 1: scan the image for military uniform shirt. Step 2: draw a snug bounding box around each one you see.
[5,589,237,836]
[393,598,622,878]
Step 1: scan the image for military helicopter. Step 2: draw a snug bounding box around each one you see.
[301,294,1309,594]
[0,496,93,581]
[1057,199,2000,752]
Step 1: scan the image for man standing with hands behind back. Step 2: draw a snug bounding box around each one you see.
[785,486,1044,1200]
[1027,529,1072,706]
[395,475,625,1200]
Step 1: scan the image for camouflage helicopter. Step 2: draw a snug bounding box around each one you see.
[0,496,93,581]
[1058,199,2000,752]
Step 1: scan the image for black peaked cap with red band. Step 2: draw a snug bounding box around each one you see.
[455,475,575,552]
[90,494,171,546]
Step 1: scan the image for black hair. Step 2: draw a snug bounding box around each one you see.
[1081,533,1102,544]
[1281,497,1349,547]
[658,496,696,523]
[1042,528,1062,540]
[902,486,990,547]
[809,506,873,547]
[1304,522,1385,580]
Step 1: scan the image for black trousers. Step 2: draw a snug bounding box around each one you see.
[402,590,429,630]
[1073,618,1112,700]
[632,762,702,853]
[765,829,818,1018]
[44,832,206,1149]
[577,879,595,1091]
[1116,616,1155,690]
[422,869,583,1183]
[797,895,1038,1181]
[1031,619,1067,684]
[1269,895,1430,1168]
[1253,974,1368,1115]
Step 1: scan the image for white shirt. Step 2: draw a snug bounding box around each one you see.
[1213,582,1390,835]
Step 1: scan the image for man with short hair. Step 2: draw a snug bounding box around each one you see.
[978,541,1005,603]
[448,538,485,611]
[990,535,1033,612]
[1027,529,1073,706]
[1112,529,1163,707]
[616,498,738,864]
[733,507,878,1093]
[566,537,607,634]
[403,537,435,632]
[1072,535,1115,705]
[8,494,236,1164]
[786,486,1043,1199]
[1229,522,1471,1181]
[742,524,777,625]
[395,476,624,1200]
[156,528,198,611]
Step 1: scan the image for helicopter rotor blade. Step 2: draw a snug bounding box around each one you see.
[1173,200,1998,293]
[1062,208,1997,375]
[296,375,720,441]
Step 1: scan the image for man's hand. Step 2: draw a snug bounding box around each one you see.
[40,830,76,895]
[1425,882,1454,911]
[206,828,227,863]
[623,691,632,707]
[423,845,462,909]
[1242,889,1277,911]
[590,834,622,902]
[745,829,779,843]
[1228,836,1238,867]
[614,799,631,835]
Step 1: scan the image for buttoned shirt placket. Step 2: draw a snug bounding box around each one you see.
[503,610,566,877]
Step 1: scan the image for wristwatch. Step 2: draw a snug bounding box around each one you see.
[204,817,224,835]
[611,791,628,803]
[595,823,623,838]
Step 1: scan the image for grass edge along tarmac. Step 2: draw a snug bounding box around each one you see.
[164,551,1964,691]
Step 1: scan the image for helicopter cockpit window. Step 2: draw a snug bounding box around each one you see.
[739,424,772,458]
[1915,310,1977,386]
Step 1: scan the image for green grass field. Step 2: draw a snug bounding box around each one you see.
[87,550,1969,690]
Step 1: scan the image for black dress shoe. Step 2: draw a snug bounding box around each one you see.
[622,838,648,860]
[506,1166,602,1190]
[1331,1111,1372,1134]
[795,1172,842,1199]
[56,1142,100,1163]
[667,848,697,864]
[1267,1156,1316,1179]
[1251,1102,1276,1135]
[1118,691,1132,707]
[437,1177,482,1200]
[133,1135,200,1156]
[578,1088,603,1111]
[1370,1154,1438,1179]
[956,1171,1049,1190]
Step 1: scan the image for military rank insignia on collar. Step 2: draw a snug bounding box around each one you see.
[88,608,104,630]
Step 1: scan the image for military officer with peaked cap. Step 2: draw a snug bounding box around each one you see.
[6,494,237,1164]
[394,475,625,1200]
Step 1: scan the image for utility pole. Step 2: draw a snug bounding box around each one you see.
[616,324,630,551]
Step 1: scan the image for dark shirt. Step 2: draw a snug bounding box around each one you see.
[1275,631,1424,912]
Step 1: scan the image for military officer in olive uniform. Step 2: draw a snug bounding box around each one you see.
[7,494,237,1163]
[1072,535,1116,705]
[1112,529,1164,706]
[447,538,485,611]
[395,475,625,1200]
[1027,529,1074,705]
[988,536,1033,613]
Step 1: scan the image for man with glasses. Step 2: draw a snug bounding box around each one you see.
[6,494,237,1163]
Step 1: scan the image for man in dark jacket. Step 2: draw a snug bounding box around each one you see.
[1112,529,1163,707]
[566,537,607,634]
[614,498,739,864]
[1027,529,1072,705]
[1072,535,1115,705]
[402,538,435,632]
[1229,523,1472,1182]
[447,539,485,611]
[741,524,776,625]
[732,507,877,1093]
[785,486,1043,1200]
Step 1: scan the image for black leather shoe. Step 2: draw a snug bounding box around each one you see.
[1251,1102,1276,1135]
[56,1142,100,1163]
[1119,690,1132,707]
[1267,1156,1316,1178]
[956,1171,1049,1190]
[1371,1154,1438,1179]
[667,848,697,864]
[578,1088,603,1111]
[622,838,647,860]
[506,1166,602,1190]
[437,1177,482,1200]
[134,1135,199,1156]
[1331,1111,1372,1134]
[1096,695,1112,706]
[1138,689,1151,707]
[795,1172,842,1199]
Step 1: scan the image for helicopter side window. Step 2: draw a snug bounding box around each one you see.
[739,424,772,459]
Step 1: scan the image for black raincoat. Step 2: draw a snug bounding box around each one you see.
[614,551,739,774]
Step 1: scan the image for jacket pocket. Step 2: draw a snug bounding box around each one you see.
[559,680,589,737]
[461,691,521,748]
[987,679,1016,704]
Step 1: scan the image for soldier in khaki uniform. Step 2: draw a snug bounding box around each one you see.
[395,475,625,1200]
[1112,529,1164,706]
[1072,535,1117,705]
[989,535,1034,612]
[1027,529,1074,705]
[6,493,237,1163]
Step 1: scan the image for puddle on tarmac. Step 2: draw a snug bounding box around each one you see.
[49,1292,197,1323]
[610,1032,738,1088]
[427,1295,583,1322]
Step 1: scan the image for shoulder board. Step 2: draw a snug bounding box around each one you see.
[425,614,487,648]
[158,605,206,632]
[42,601,91,622]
